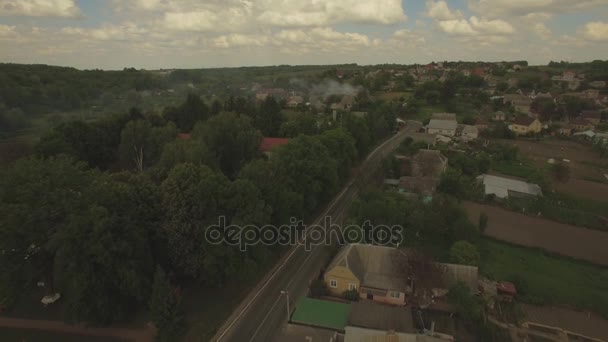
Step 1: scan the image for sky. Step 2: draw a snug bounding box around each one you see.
[0,0,607,70]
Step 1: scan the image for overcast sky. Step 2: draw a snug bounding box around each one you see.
[0,0,607,70]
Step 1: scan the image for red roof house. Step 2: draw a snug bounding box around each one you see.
[260,137,289,153]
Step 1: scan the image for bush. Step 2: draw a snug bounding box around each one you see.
[309,279,328,297]
[343,289,360,301]
[449,241,480,266]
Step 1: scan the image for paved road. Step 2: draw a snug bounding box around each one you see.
[210,121,421,342]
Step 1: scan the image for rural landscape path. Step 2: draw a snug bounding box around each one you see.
[0,316,155,342]
[463,201,608,266]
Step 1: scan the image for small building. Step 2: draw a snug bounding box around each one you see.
[460,125,479,140]
[511,117,542,135]
[474,118,490,131]
[503,94,532,114]
[477,174,542,199]
[397,150,448,196]
[589,80,606,88]
[569,118,593,132]
[286,95,304,108]
[427,119,457,136]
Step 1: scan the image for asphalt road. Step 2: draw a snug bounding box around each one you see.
[211,121,421,342]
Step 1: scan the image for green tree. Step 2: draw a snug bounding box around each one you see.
[256,96,283,136]
[156,139,216,178]
[163,94,209,132]
[149,267,183,341]
[319,129,358,180]
[119,120,177,171]
[274,135,338,215]
[449,241,480,266]
[192,112,262,178]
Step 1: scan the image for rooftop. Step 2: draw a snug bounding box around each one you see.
[259,137,289,152]
[512,117,537,126]
[327,244,404,290]
[428,119,458,131]
[347,301,414,333]
[477,174,542,198]
[291,298,351,331]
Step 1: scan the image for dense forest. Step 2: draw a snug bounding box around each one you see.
[0,86,397,338]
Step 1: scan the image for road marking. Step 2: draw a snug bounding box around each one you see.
[215,130,407,341]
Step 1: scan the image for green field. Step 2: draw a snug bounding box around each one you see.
[479,239,608,318]
[291,298,351,330]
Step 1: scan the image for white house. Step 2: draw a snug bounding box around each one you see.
[427,119,457,136]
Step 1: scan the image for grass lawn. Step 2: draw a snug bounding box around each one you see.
[0,327,126,342]
[411,104,445,122]
[291,298,351,330]
[479,239,608,318]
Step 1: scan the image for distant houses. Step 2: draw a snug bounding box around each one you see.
[427,113,458,136]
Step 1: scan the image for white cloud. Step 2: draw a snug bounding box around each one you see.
[392,29,426,43]
[468,0,605,18]
[0,0,80,17]
[469,16,514,34]
[61,23,146,41]
[582,21,608,41]
[426,0,461,20]
[212,34,270,48]
[438,19,476,35]
[163,7,251,32]
[257,0,406,27]
[533,23,551,39]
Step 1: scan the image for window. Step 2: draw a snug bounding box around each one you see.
[348,283,357,291]
[390,291,400,299]
[329,279,337,288]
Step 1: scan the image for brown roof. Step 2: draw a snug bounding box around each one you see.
[581,110,600,120]
[348,301,415,333]
[513,117,536,126]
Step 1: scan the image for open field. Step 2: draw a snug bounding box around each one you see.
[478,239,608,318]
[497,138,608,200]
[464,201,608,265]
[521,304,608,341]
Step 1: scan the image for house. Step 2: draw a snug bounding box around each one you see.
[582,89,600,99]
[427,115,458,136]
[324,244,479,308]
[339,95,355,112]
[557,126,573,136]
[286,95,304,108]
[511,117,542,135]
[580,110,601,125]
[324,244,409,306]
[477,174,542,199]
[589,81,606,88]
[259,137,289,156]
[398,150,448,196]
[493,111,506,121]
[569,118,593,131]
[503,94,532,114]
[460,125,479,140]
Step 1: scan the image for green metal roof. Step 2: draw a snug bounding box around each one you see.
[291,298,351,331]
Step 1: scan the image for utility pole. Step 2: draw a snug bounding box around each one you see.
[280,290,290,323]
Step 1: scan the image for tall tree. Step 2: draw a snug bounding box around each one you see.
[256,96,283,136]
[149,267,183,341]
[192,112,261,178]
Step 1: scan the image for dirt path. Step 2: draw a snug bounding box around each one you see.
[463,201,608,266]
[552,178,608,202]
[0,317,155,342]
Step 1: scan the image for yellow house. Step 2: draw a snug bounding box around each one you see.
[323,244,409,306]
[511,117,542,135]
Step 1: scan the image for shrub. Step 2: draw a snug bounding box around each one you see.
[449,241,481,266]
[343,289,360,301]
[309,279,328,297]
